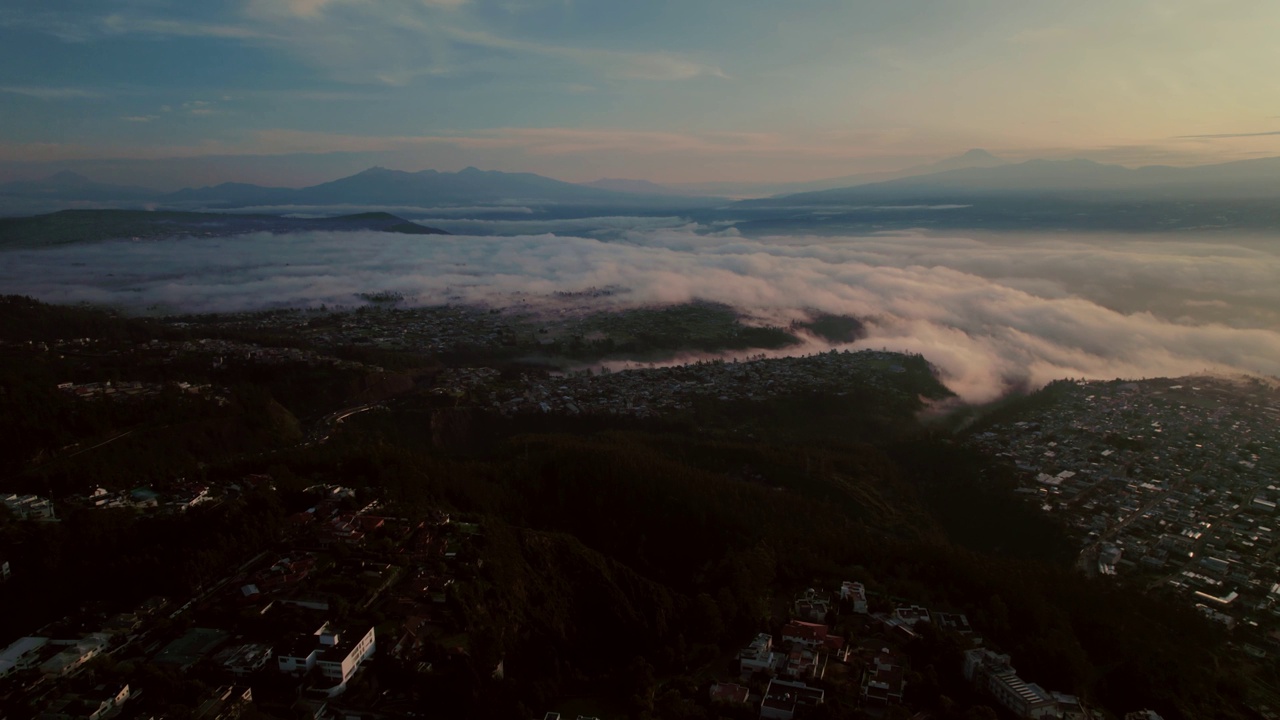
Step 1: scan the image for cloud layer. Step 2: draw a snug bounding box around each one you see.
[2,227,1278,403]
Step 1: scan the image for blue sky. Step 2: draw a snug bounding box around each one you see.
[3,0,1280,187]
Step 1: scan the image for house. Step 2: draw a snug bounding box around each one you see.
[760,678,824,720]
[779,645,825,680]
[738,633,780,676]
[793,588,831,622]
[893,605,932,626]
[277,623,376,692]
[840,581,868,614]
[861,648,907,706]
[935,612,974,635]
[862,664,906,706]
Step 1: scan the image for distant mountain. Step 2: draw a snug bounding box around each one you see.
[0,209,448,249]
[673,149,1009,198]
[579,178,709,197]
[0,171,157,202]
[158,166,725,210]
[741,154,1280,206]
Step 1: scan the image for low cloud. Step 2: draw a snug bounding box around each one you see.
[2,227,1278,403]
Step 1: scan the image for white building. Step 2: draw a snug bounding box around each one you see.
[278,623,375,690]
[840,581,868,614]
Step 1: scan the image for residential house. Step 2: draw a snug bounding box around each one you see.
[793,588,831,623]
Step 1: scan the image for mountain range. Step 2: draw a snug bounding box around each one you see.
[743,154,1280,206]
[5,151,1280,217]
[0,166,726,212]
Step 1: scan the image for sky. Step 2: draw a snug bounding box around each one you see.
[3,0,1280,187]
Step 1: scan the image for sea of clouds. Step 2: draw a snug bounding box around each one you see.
[3,225,1278,403]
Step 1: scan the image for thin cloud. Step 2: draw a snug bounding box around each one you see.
[443,26,726,81]
[1176,130,1280,139]
[100,14,271,40]
[0,86,101,100]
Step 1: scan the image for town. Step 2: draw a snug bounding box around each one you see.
[0,296,1276,719]
[969,376,1280,659]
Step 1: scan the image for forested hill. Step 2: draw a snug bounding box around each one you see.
[0,209,448,248]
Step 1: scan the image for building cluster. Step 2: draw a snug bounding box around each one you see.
[56,379,228,404]
[146,338,377,372]
[3,492,56,520]
[0,474,483,717]
[970,376,1280,649]
[714,577,1104,720]
[473,350,923,419]
[188,305,524,355]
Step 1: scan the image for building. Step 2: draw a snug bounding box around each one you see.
[277,623,376,690]
[840,581,868,614]
[964,648,1059,719]
[738,633,780,676]
[36,685,129,720]
[39,636,109,678]
[0,636,49,678]
[193,686,254,720]
[2,493,55,520]
[780,621,827,649]
[154,628,230,671]
[709,682,750,705]
[861,649,906,706]
[893,605,932,626]
[214,643,275,677]
[760,678,824,720]
[793,588,831,622]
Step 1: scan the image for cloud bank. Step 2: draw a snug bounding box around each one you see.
[2,227,1278,403]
